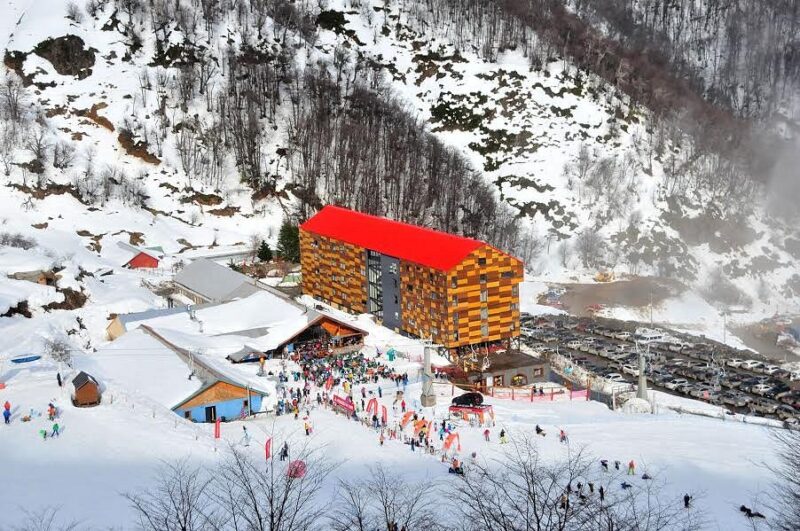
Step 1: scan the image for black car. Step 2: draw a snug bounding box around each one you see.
[452,392,484,407]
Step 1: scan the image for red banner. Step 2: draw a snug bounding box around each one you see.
[265,437,272,460]
[214,417,221,438]
[333,394,355,414]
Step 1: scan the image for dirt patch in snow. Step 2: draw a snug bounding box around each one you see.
[181,191,223,206]
[44,288,87,311]
[118,130,161,164]
[111,230,145,246]
[555,277,683,316]
[11,183,84,203]
[76,229,105,252]
[74,103,114,131]
[208,206,240,217]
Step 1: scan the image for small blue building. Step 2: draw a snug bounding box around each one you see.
[173,380,267,423]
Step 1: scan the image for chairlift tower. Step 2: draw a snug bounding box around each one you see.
[421,339,438,407]
[637,342,649,400]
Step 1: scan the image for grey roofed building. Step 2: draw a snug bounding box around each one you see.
[173,259,262,303]
[117,306,192,326]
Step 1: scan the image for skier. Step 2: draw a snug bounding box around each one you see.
[535,424,546,436]
[51,423,60,438]
[241,426,250,446]
[401,400,406,413]
[39,429,48,441]
[483,428,490,442]
[739,505,766,519]
[559,493,569,511]
[641,473,652,480]
[683,494,692,509]
[2,408,10,425]
[588,482,595,494]
[621,482,632,490]
[599,486,605,502]
[627,460,636,476]
[57,372,62,387]
[379,432,385,446]
[279,442,289,461]
[600,459,609,472]
[378,387,382,398]
[559,429,568,444]
[499,429,508,444]
[614,460,621,471]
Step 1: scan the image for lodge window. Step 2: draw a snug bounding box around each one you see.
[501,271,513,278]
[480,274,487,283]
[533,368,544,377]
[431,292,438,300]
[394,295,398,305]
[510,322,516,331]
[184,411,191,419]
[407,284,414,292]
[452,294,458,305]
[453,312,459,324]
[243,400,249,407]
[480,289,488,302]
[312,239,319,247]
[453,331,459,341]
[389,263,398,275]
[429,273,434,281]
[511,374,527,387]
[480,307,488,320]
[511,302,519,310]
[481,323,489,337]
[512,285,519,296]
[478,257,486,266]
[451,276,457,288]
[431,327,438,337]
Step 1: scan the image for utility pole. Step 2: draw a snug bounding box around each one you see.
[420,341,436,407]
[637,342,649,400]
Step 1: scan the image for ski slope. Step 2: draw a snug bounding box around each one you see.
[0,355,779,529]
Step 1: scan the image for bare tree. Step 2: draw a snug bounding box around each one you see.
[329,465,444,531]
[212,444,336,531]
[125,459,218,531]
[65,2,84,23]
[44,338,72,368]
[768,429,800,530]
[11,506,78,531]
[575,230,605,269]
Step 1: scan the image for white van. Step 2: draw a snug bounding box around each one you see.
[635,329,664,344]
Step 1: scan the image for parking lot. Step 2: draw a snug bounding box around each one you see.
[520,314,800,424]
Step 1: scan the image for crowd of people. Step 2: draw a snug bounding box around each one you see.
[4,395,63,441]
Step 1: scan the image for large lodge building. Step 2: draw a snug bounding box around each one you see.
[299,206,524,354]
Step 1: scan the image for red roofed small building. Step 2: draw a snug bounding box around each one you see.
[125,251,160,269]
[300,206,523,353]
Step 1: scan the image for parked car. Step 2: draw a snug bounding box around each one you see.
[726,358,744,368]
[604,373,626,382]
[521,326,537,337]
[614,331,632,341]
[776,405,797,420]
[740,360,764,371]
[720,392,750,407]
[664,378,689,391]
[622,364,639,376]
[689,384,717,399]
[452,392,484,407]
[749,383,774,396]
[565,339,583,350]
[750,399,779,415]
[761,365,781,375]
[765,384,792,400]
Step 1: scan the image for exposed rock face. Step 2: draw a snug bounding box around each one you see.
[33,35,96,79]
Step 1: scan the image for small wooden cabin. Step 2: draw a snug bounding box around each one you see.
[72,371,101,407]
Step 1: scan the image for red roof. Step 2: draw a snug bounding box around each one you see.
[300,206,485,271]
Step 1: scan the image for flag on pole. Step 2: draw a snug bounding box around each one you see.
[214,417,221,439]
[265,437,272,460]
